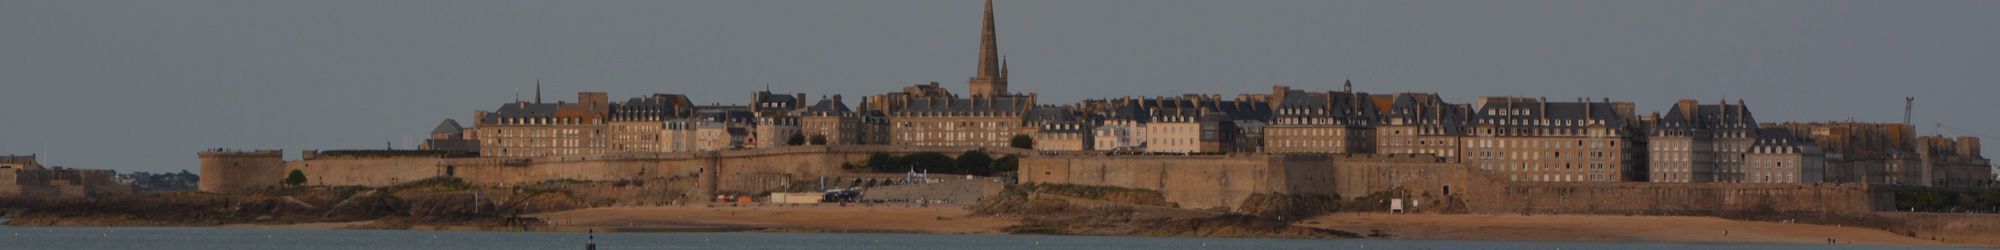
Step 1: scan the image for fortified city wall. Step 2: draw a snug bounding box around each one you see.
[202,146,1891,215]
[198,146,1031,197]
[1020,153,1890,215]
[196,149,286,193]
[1017,153,1459,209]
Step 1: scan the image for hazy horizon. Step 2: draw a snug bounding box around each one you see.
[3,0,1996,173]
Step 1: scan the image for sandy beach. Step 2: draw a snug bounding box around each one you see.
[1300,213,1966,247]
[529,204,1018,234]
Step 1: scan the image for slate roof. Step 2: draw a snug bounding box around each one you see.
[1384,93,1468,134]
[0,155,36,166]
[692,108,756,124]
[1653,100,1757,137]
[610,94,696,121]
[479,103,561,124]
[887,96,1033,115]
[431,119,464,135]
[803,98,853,116]
[1471,97,1625,129]
[1273,89,1379,126]
[1751,128,1817,153]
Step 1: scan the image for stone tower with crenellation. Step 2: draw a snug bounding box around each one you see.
[966,0,1009,97]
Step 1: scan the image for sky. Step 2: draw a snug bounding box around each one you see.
[2,0,1996,173]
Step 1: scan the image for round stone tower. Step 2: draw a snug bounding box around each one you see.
[197,149,286,194]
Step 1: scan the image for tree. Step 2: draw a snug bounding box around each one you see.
[956,150,995,175]
[866,153,897,173]
[284,169,307,187]
[810,134,829,145]
[1010,134,1034,149]
[1979,189,2000,211]
[786,133,806,146]
[994,155,1021,174]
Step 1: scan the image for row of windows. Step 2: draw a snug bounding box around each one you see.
[896,132,1013,142]
[1468,138,1616,149]
[1269,128,1347,137]
[1506,173,1614,182]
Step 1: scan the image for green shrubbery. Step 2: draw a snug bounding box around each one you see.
[1895,189,2000,212]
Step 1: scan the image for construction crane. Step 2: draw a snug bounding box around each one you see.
[1904,97,1915,126]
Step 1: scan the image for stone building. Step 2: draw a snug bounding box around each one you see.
[875,91,1034,148]
[1083,100,1147,151]
[1766,122,1918,184]
[687,107,755,151]
[418,119,480,155]
[607,94,695,153]
[2,165,128,198]
[1461,96,1640,182]
[1075,94,1266,153]
[1377,93,1469,160]
[748,91,807,149]
[1024,106,1094,151]
[1744,129,1825,183]
[0,154,40,170]
[799,95,865,145]
[474,91,613,157]
[1647,99,1758,183]
[865,1,1037,148]
[1144,102,1208,153]
[1915,135,1991,188]
[1263,83,1379,154]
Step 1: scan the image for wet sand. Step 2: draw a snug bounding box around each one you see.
[1300,213,1969,247]
[530,204,1018,234]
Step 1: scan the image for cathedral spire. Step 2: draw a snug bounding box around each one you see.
[535,78,543,104]
[967,0,1008,97]
[976,0,999,79]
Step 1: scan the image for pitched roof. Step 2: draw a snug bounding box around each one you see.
[1472,97,1625,128]
[888,96,1033,115]
[803,98,853,116]
[430,119,464,135]
[1653,100,1757,136]
[611,94,696,121]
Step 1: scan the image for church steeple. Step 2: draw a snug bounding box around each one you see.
[968,0,1008,97]
[1001,55,1009,78]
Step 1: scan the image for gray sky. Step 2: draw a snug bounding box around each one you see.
[3,0,1996,173]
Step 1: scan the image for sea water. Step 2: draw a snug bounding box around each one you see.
[0,226,1979,250]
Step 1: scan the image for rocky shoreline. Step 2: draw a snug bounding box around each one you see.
[7,180,1993,247]
[0,177,593,229]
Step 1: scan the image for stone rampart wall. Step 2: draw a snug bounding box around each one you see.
[1021,153,1887,215]
[1876,212,2000,246]
[196,150,286,193]
[219,146,1028,197]
[285,156,446,187]
[1020,154,1279,209]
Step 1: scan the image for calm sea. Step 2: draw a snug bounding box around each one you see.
[0,226,1979,250]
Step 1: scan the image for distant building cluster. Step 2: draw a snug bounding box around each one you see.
[0,154,132,197]
[413,0,1991,188]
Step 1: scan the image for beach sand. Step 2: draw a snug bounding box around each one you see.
[530,204,1017,234]
[1301,213,1965,247]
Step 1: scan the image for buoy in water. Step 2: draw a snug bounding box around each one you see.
[585,229,597,250]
